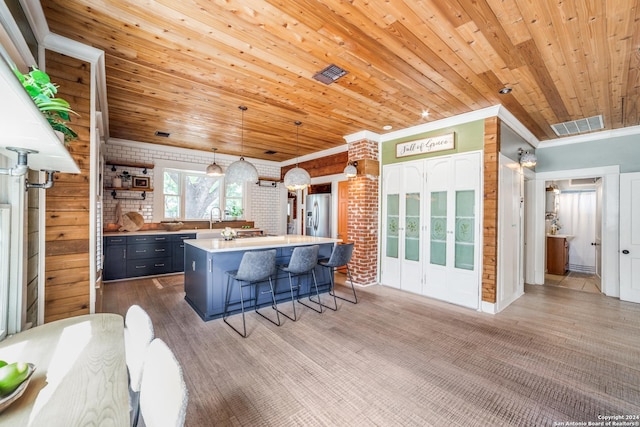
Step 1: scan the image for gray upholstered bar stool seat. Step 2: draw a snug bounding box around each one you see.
[316,242,357,311]
[277,245,321,321]
[223,249,280,337]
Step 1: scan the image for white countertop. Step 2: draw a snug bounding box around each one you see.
[185,235,340,253]
[103,227,261,237]
[546,234,574,240]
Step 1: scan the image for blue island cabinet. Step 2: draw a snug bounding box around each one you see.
[183,236,337,321]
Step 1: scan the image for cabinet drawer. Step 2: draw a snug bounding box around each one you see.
[172,233,196,242]
[128,242,172,259]
[127,235,170,244]
[126,257,172,277]
[105,236,127,245]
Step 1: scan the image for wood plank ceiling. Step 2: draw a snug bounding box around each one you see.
[41,0,640,162]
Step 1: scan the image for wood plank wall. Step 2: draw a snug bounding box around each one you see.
[44,51,92,322]
[482,117,500,303]
[280,152,348,179]
[26,169,40,326]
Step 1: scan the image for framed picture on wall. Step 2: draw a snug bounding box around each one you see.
[132,176,150,189]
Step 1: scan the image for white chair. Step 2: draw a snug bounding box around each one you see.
[124,304,154,425]
[139,338,189,427]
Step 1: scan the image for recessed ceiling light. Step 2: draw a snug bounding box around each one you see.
[421,110,430,118]
[498,87,512,94]
[383,125,392,130]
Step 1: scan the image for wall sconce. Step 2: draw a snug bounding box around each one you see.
[518,148,537,168]
[344,161,358,177]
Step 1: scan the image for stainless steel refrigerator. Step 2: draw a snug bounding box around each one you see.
[305,193,331,237]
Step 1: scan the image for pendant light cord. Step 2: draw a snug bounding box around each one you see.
[295,121,301,167]
[239,105,247,160]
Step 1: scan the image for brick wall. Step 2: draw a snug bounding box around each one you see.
[347,138,379,285]
[103,142,283,235]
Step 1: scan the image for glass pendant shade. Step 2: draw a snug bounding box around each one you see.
[344,163,357,177]
[284,166,311,191]
[206,162,224,176]
[284,120,311,191]
[520,152,537,168]
[206,147,224,176]
[225,157,258,183]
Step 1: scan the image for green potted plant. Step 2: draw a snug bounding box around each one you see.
[227,205,243,220]
[14,66,78,144]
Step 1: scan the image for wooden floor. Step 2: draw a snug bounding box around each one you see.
[103,275,640,426]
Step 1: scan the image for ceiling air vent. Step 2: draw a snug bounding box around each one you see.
[313,64,348,84]
[550,115,604,136]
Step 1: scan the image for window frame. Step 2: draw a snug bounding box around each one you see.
[153,159,246,222]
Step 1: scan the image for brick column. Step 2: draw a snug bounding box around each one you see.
[347,138,379,286]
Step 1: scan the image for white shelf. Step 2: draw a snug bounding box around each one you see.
[0,56,80,174]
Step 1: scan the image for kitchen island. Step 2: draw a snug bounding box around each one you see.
[184,235,340,321]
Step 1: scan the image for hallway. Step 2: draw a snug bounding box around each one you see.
[544,271,601,294]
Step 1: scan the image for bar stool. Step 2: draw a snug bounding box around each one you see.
[315,242,357,311]
[277,245,321,321]
[223,249,280,337]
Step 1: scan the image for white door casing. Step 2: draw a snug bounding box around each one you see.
[620,172,640,303]
[497,154,524,311]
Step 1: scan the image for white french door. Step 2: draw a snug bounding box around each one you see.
[424,152,481,309]
[620,172,640,303]
[381,161,424,293]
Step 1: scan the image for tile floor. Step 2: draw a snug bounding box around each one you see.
[544,271,601,293]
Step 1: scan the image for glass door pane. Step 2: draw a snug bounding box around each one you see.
[386,194,399,258]
[454,190,475,270]
[430,191,447,266]
[405,193,420,261]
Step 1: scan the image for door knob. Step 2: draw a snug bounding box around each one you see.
[622,250,630,254]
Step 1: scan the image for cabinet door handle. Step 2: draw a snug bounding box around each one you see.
[155,237,166,241]
[154,248,165,252]
[154,263,165,267]
[135,265,147,269]
[135,250,147,253]
[622,249,630,254]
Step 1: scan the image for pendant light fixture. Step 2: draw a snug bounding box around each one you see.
[225,105,259,183]
[284,121,311,191]
[205,147,224,176]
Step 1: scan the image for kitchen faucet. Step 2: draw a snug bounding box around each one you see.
[210,207,222,229]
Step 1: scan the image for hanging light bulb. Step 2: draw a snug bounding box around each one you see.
[206,147,224,176]
[225,106,259,183]
[284,121,311,191]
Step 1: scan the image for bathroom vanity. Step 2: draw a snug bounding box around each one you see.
[547,235,570,275]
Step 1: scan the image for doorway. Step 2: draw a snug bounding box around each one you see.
[543,178,601,293]
[532,165,619,298]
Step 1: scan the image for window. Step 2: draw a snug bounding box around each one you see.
[162,168,226,220]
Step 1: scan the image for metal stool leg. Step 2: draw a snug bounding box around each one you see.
[332,265,357,304]
[275,272,299,321]
[312,265,338,311]
[254,277,281,326]
[298,269,323,313]
[223,275,248,338]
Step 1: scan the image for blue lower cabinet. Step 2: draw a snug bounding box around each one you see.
[184,242,334,321]
[103,233,196,281]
